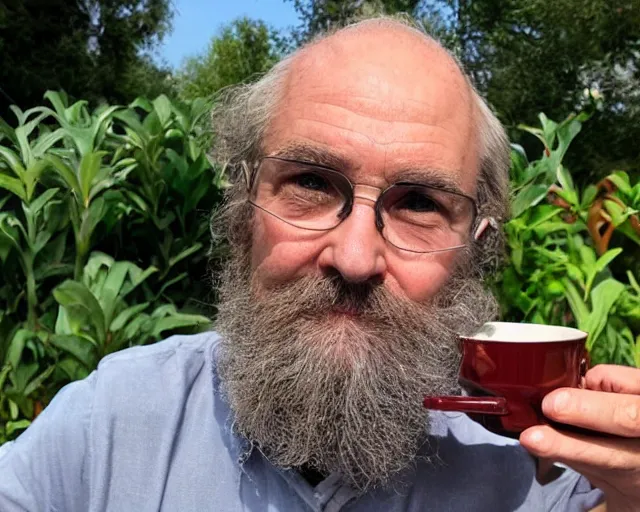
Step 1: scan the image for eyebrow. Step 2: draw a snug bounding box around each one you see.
[272,143,350,171]
[271,142,471,199]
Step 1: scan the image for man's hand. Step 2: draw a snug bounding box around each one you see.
[520,365,640,511]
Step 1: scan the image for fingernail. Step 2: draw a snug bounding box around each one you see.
[626,403,638,421]
[544,391,570,414]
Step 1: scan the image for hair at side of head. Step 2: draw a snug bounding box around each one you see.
[210,14,510,277]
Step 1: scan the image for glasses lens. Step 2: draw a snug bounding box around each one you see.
[380,184,475,252]
[251,159,350,230]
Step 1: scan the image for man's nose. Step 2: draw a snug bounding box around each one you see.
[317,201,387,284]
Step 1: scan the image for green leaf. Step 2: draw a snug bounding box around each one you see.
[113,110,147,144]
[110,303,149,333]
[79,151,106,206]
[9,400,18,420]
[31,128,65,157]
[0,145,26,176]
[579,245,597,270]
[123,313,151,341]
[556,165,577,204]
[22,159,49,201]
[603,199,637,227]
[53,280,106,344]
[129,97,153,112]
[10,361,38,393]
[585,279,626,351]
[29,187,59,216]
[6,419,31,436]
[149,313,210,339]
[594,248,623,274]
[511,184,549,218]
[518,122,548,151]
[156,272,189,298]
[6,329,33,369]
[606,171,632,196]
[56,357,90,381]
[555,117,582,162]
[583,247,622,301]
[509,144,529,181]
[97,261,131,324]
[581,185,598,209]
[168,243,203,269]
[562,278,589,330]
[79,196,106,244]
[49,334,97,369]
[43,91,69,118]
[153,95,173,127]
[14,124,34,168]
[46,154,82,197]
[0,174,26,201]
[23,365,55,396]
[627,271,640,295]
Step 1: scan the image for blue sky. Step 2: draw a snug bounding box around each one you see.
[158,0,300,68]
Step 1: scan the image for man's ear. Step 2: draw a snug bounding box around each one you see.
[473,217,498,240]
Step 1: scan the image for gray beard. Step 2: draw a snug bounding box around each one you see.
[215,250,498,492]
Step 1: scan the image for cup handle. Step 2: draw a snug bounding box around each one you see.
[423,395,509,415]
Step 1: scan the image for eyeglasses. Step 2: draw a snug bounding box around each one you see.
[242,157,479,254]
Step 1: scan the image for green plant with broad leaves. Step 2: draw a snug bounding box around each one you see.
[494,113,640,366]
[0,91,217,443]
[51,252,209,381]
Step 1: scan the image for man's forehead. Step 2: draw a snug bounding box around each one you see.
[287,22,472,109]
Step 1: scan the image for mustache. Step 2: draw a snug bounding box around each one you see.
[252,273,416,321]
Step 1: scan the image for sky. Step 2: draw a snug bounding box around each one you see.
[158,0,300,69]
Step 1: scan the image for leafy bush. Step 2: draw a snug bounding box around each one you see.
[0,92,221,443]
[494,113,640,367]
[1,92,638,446]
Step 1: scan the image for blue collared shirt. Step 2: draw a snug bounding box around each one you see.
[0,333,603,511]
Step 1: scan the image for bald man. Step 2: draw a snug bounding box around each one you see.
[2,17,638,512]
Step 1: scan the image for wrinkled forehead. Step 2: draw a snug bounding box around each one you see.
[262,25,480,194]
[290,25,473,112]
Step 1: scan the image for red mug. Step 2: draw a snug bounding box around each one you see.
[424,322,588,436]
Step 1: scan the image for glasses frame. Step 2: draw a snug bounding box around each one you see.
[241,156,480,254]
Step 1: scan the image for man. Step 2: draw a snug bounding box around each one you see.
[1,16,638,511]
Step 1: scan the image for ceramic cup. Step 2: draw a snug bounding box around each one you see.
[423,322,588,435]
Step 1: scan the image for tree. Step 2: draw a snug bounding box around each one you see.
[447,0,640,179]
[289,0,640,182]
[176,18,285,101]
[0,0,173,114]
[288,0,422,41]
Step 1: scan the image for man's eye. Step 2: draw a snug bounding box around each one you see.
[291,172,331,192]
[398,190,439,212]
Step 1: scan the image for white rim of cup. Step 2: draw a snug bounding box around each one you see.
[467,322,587,343]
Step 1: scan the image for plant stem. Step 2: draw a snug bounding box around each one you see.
[25,256,37,330]
[74,244,86,281]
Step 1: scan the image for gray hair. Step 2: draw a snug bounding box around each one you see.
[210,15,510,277]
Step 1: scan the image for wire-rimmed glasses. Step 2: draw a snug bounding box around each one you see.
[243,157,479,254]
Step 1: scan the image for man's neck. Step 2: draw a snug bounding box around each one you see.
[299,465,327,487]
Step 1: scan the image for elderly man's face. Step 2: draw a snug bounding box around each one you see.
[252,28,480,302]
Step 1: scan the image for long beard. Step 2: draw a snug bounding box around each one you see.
[215,250,498,492]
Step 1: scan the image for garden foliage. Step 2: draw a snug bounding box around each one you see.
[0,93,638,446]
[494,113,640,367]
[0,92,221,443]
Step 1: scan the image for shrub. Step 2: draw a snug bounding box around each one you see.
[1,94,638,445]
[493,113,640,367]
[0,92,220,443]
